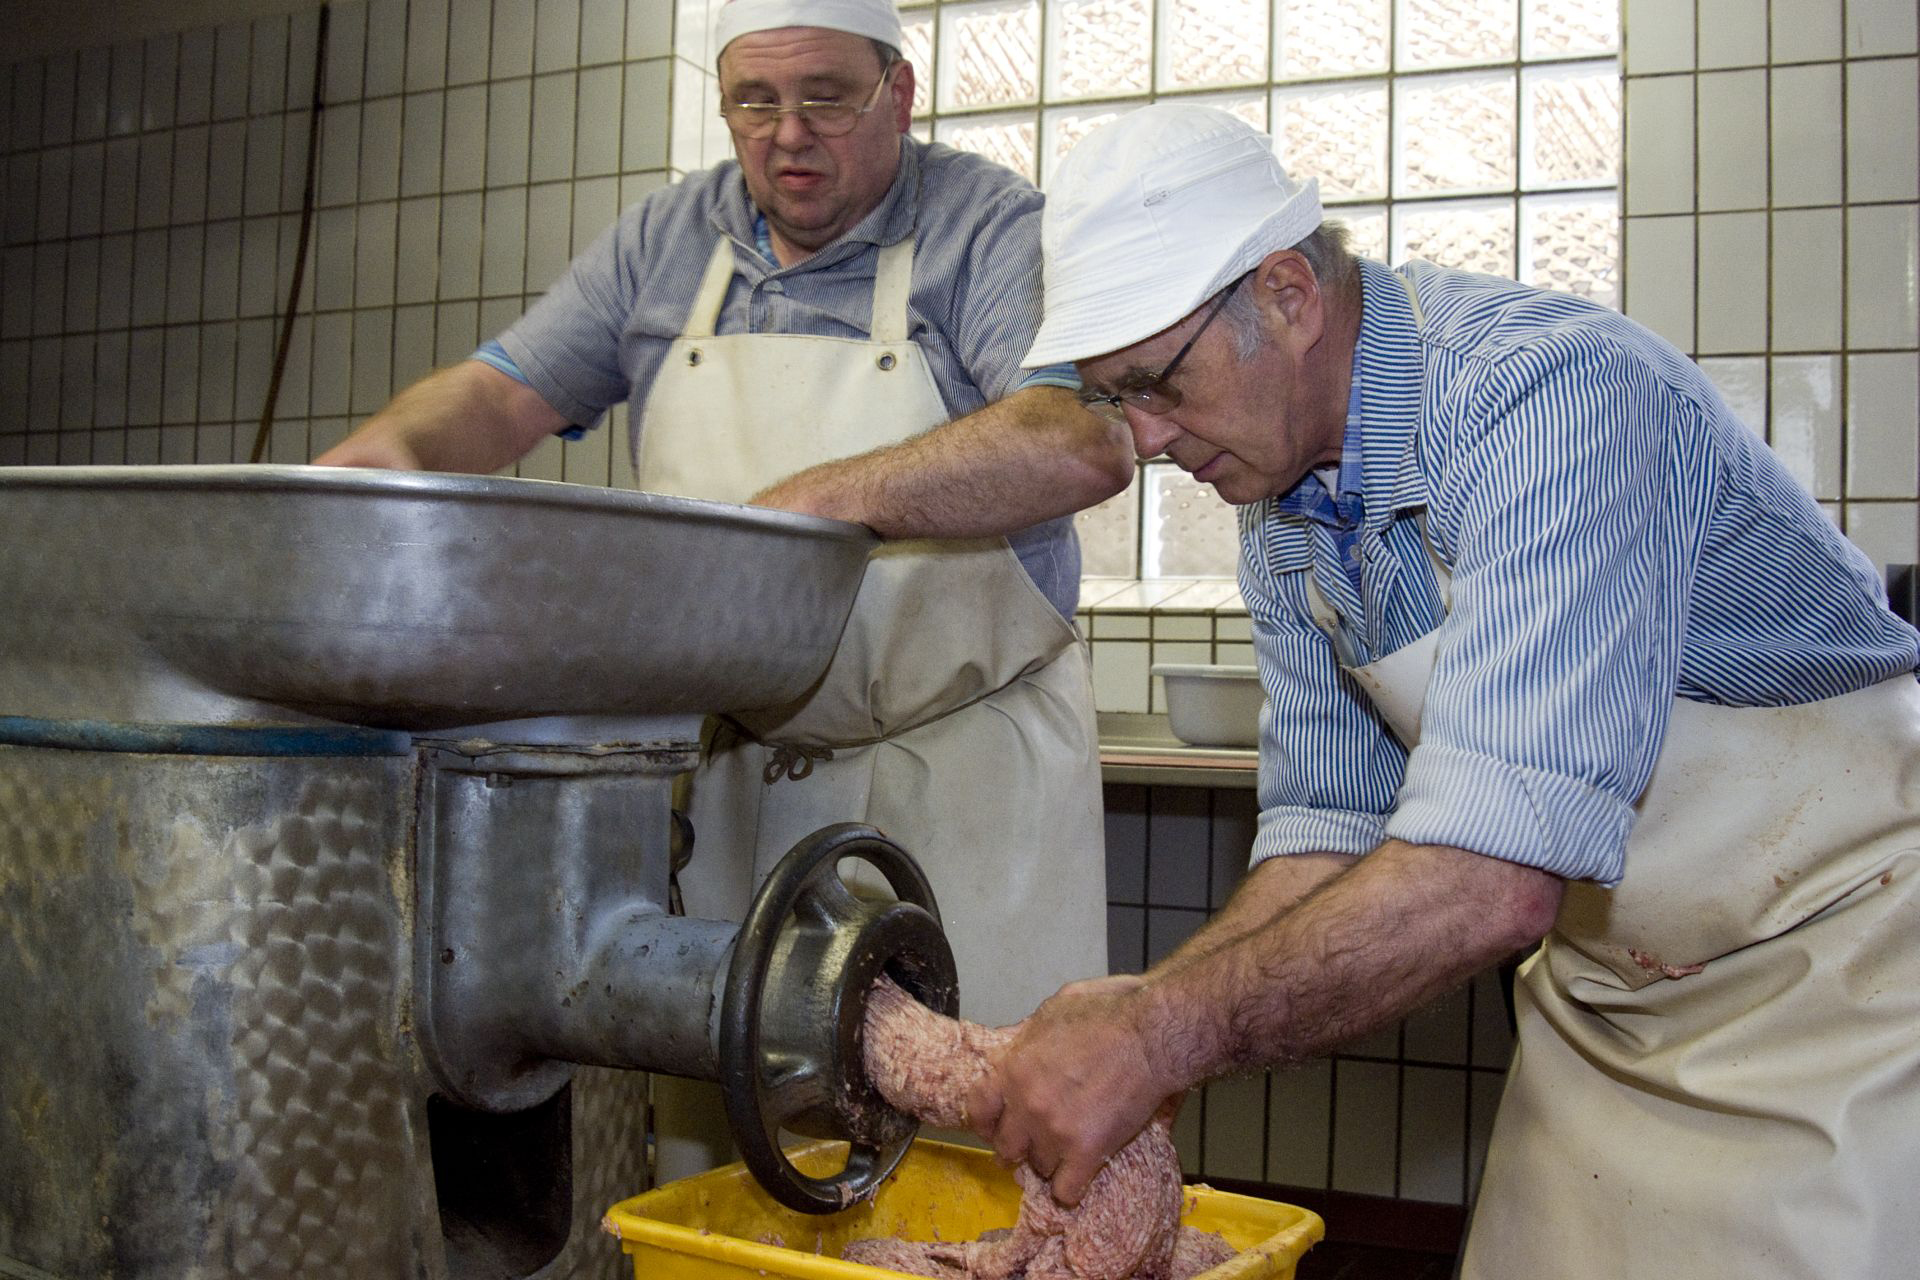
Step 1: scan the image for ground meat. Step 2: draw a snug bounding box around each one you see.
[847,978,1236,1280]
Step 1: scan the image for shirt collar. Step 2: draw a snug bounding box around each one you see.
[715,135,923,274]
[1350,257,1432,520]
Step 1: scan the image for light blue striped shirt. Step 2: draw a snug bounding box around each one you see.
[1241,258,1920,886]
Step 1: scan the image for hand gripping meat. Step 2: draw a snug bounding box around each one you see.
[846,978,1236,1280]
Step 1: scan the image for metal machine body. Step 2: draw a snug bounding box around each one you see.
[0,467,957,1279]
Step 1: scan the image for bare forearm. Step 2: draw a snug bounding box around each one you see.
[750,386,1135,537]
[1141,840,1562,1087]
[1160,853,1354,967]
[314,361,570,474]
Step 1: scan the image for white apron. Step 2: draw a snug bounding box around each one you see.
[636,236,1108,1179]
[1305,273,1920,1277]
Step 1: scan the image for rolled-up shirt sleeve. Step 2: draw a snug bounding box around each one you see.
[1384,335,1704,886]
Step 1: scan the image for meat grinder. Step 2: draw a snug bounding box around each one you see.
[0,465,958,1280]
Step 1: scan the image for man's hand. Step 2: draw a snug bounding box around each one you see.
[964,974,1185,1207]
[313,432,430,470]
[963,842,1560,1209]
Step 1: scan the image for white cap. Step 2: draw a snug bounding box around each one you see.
[1023,104,1323,367]
[714,0,905,58]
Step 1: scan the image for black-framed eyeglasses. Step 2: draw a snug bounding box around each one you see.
[719,62,898,139]
[1078,277,1242,427]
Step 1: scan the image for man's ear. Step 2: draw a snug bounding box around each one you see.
[1253,249,1324,346]
[890,61,917,131]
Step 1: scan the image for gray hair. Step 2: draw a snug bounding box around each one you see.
[1218,220,1356,361]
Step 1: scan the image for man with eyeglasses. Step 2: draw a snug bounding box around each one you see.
[964,104,1920,1279]
[318,0,1132,1182]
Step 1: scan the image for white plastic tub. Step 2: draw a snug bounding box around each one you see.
[1153,663,1263,748]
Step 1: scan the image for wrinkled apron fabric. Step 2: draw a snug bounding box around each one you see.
[1306,270,1920,1279]
[636,236,1108,1179]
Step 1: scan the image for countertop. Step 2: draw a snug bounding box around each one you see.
[1096,711,1258,789]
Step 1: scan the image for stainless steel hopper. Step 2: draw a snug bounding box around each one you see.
[0,464,876,729]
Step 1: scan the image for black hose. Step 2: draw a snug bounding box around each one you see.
[249,3,331,465]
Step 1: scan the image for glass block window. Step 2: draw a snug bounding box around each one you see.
[902,0,1621,580]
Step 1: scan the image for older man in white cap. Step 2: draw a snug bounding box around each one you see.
[319,0,1130,1178]
[965,103,1920,1279]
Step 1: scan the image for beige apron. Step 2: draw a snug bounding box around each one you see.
[636,236,1108,1179]
[1306,273,1920,1278]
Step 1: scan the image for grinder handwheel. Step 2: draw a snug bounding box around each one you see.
[719,822,956,1214]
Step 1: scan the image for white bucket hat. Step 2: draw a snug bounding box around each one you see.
[715,0,905,58]
[1023,104,1323,368]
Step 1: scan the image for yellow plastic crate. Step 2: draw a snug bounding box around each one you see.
[602,1138,1324,1280]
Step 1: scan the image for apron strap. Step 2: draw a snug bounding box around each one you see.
[684,235,912,342]
[1300,572,1364,668]
[870,237,914,343]
[1302,572,1340,634]
[1392,267,1428,328]
[1302,514,1451,666]
[686,239,738,339]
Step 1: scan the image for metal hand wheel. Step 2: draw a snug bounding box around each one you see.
[719,822,957,1213]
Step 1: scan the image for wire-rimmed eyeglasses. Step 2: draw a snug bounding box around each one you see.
[719,62,899,140]
[1078,277,1243,427]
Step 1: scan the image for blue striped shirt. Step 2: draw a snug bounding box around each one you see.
[1241,258,1920,886]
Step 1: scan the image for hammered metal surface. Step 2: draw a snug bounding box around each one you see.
[554,1068,654,1280]
[0,748,428,1278]
[205,770,421,1275]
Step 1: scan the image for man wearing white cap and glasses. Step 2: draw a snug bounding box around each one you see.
[319,0,1131,1179]
[965,103,1920,1278]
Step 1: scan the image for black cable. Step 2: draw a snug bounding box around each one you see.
[249,3,331,465]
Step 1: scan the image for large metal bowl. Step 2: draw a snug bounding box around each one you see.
[0,465,877,731]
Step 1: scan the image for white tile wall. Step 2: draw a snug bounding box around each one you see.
[1845,57,1918,204]
[1697,70,1767,211]
[1624,0,1694,74]
[1622,76,1693,215]
[0,0,680,474]
[1698,355,1767,432]
[1769,63,1844,208]
[1696,212,1768,352]
[1697,0,1768,69]
[1770,354,1844,498]
[1848,204,1920,350]
[1624,3,1920,570]
[1847,353,1920,499]
[1623,215,1694,348]
[1849,1,1920,56]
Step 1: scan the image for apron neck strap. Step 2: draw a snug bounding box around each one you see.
[685,236,916,342]
[1393,268,1427,328]
[687,239,737,339]
[869,237,914,343]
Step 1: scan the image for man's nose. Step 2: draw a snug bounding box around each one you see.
[772,109,817,150]
[1127,407,1180,460]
